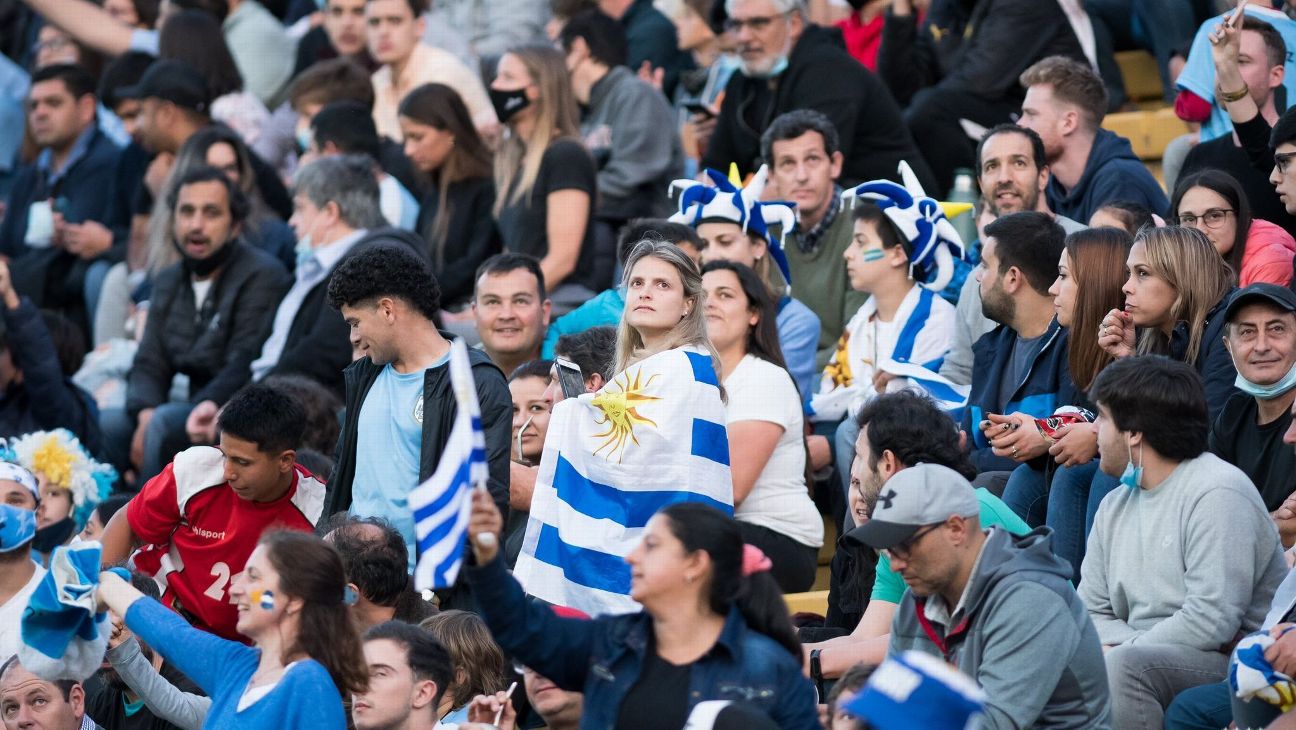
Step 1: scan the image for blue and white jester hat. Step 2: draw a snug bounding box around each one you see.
[668,164,798,290]
[841,161,968,292]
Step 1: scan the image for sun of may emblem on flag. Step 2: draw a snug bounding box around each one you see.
[591,367,662,462]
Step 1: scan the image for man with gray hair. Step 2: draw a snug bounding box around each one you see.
[246,155,425,397]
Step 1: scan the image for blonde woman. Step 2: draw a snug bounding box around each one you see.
[614,239,721,376]
[490,45,604,311]
[1098,226,1237,418]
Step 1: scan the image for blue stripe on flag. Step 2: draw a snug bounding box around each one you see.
[534,522,631,595]
[891,288,934,363]
[411,448,486,528]
[553,455,731,526]
[684,350,718,386]
[690,418,729,466]
[909,377,967,406]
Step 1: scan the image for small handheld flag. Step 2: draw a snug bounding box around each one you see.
[412,339,489,591]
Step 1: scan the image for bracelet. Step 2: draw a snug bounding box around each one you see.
[1218,84,1250,103]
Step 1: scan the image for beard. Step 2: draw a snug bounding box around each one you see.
[980,282,1015,326]
[985,183,1041,216]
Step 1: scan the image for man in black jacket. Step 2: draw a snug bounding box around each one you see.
[325,243,512,573]
[876,0,1085,193]
[701,0,935,191]
[246,155,400,398]
[99,167,291,484]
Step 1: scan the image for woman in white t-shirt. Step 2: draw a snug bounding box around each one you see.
[701,260,824,592]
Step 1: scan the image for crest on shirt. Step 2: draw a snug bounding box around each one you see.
[413,395,424,425]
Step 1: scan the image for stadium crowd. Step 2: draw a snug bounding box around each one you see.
[4,0,1296,727]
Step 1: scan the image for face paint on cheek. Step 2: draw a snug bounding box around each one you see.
[861,249,886,262]
[252,589,275,611]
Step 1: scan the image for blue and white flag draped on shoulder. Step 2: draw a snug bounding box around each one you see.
[514,345,733,616]
[412,338,486,592]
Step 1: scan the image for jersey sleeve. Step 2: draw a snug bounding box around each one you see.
[127,465,183,546]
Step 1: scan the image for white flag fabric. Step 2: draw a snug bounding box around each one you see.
[412,339,486,591]
[514,346,733,616]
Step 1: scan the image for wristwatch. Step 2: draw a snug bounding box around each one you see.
[809,648,825,698]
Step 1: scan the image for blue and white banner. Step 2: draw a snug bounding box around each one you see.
[412,339,486,592]
[514,346,733,616]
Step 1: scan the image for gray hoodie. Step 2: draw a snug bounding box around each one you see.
[889,527,1112,729]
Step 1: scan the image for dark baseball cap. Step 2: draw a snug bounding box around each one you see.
[850,463,980,551]
[1224,283,1296,323]
[118,60,211,113]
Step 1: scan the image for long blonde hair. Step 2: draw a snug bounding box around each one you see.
[614,239,721,376]
[1133,226,1232,365]
[492,46,581,217]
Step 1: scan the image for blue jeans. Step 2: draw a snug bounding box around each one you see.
[1164,681,1232,730]
[1046,461,1100,584]
[1002,463,1048,528]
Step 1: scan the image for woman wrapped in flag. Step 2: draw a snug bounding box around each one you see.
[512,239,735,617]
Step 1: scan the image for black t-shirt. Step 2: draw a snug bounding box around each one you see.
[496,138,607,292]
[616,640,692,730]
[1209,391,1296,511]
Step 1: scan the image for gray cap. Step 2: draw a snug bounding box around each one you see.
[852,463,980,550]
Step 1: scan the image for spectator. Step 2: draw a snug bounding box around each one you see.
[465,494,819,728]
[1017,55,1169,223]
[823,663,871,730]
[420,610,507,725]
[0,63,122,344]
[540,220,701,357]
[30,25,111,141]
[801,391,1028,676]
[762,110,869,368]
[704,0,936,191]
[422,0,550,69]
[308,101,420,231]
[1097,226,1238,420]
[9,429,115,557]
[877,0,1085,194]
[293,0,376,76]
[97,51,154,143]
[353,621,454,730]
[157,9,276,163]
[365,0,498,140]
[321,515,415,632]
[472,254,552,383]
[0,504,43,661]
[99,383,328,642]
[940,123,1086,389]
[1180,17,1294,240]
[247,156,392,396]
[660,0,740,147]
[673,166,820,402]
[0,464,38,513]
[1079,355,1287,729]
[79,493,130,543]
[1212,284,1296,519]
[702,261,822,592]
[100,167,290,482]
[96,530,367,727]
[0,260,100,450]
[284,58,423,199]
[560,10,684,228]
[597,0,693,97]
[1171,169,1296,287]
[399,83,501,310]
[963,212,1077,480]
[518,662,583,730]
[856,463,1111,727]
[490,46,605,307]
[260,374,344,455]
[1088,200,1155,234]
[324,243,512,571]
[504,359,551,565]
[0,655,94,730]
[544,326,616,404]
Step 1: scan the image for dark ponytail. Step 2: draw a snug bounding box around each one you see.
[658,503,801,660]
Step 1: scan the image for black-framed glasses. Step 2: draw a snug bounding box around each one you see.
[1276,151,1296,175]
[723,12,788,33]
[1175,208,1234,228]
[881,523,943,561]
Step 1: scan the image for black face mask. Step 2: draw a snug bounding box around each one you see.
[489,87,531,124]
[171,236,239,278]
[33,516,77,555]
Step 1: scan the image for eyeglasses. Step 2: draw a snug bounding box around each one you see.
[881,523,943,561]
[1277,151,1296,175]
[1175,208,1234,228]
[723,13,788,33]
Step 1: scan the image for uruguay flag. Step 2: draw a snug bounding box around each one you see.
[514,346,733,616]
[411,339,486,592]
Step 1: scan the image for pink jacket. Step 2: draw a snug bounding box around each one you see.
[1241,219,1296,287]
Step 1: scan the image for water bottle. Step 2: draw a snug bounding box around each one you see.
[948,168,980,249]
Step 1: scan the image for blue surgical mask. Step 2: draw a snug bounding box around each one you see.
[746,55,789,79]
[296,126,313,154]
[1234,361,1296,399]
[294,235,314,267]
[1120,440,1143,489]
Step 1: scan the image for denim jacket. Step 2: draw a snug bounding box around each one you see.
[464,556,819,729]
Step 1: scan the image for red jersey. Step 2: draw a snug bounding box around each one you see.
[127,446,326,642]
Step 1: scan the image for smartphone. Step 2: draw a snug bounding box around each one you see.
[684,101,715,118]
[556,357,586,399]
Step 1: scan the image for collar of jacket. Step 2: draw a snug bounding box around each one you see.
[614,604,747,663]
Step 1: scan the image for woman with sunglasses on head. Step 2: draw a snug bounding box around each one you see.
[1170,169,1295,287]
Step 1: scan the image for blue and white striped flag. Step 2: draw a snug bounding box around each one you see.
[514,346,733,616]
[412,339,486,592]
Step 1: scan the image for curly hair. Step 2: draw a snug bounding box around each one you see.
[326,242,441,320]
[419,610,505,710]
